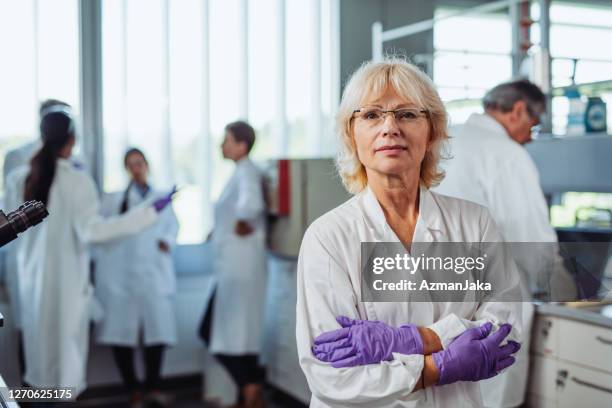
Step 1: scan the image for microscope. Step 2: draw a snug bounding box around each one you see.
[0,201,48,248]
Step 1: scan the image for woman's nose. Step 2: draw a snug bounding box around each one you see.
[381,114,400,135]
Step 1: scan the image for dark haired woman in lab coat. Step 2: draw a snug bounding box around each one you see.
[94,148,179,407]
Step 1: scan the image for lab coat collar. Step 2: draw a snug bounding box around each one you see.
[360,184,444,242]
[56,158,72,170]
[465,113,510,140]
[236,156,251,167]
[128,182,153,203]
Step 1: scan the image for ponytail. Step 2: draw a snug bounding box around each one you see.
[24,110,75,205]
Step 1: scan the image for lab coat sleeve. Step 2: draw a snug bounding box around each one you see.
[296,224,423,406]
[71,173,158,244]
[488,156,576,300]
[234,166,264,221]
[428,207,523,348]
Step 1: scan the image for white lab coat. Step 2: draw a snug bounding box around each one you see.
[94,184,179,346]
[5,159,159,394]
[209,157,267,355]
[435,113,573,407]
[2,140,40,330]
[296,186,523,408]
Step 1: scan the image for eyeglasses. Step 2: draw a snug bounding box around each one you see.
[352,107,428,126]
[530,124,542,138]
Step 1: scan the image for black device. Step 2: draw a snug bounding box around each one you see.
[0,201,48,248]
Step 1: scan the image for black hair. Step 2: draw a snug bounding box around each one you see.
[119,148,149,214]
[482,79,546,118]
[24,111,75,205]
[225,121,256,153]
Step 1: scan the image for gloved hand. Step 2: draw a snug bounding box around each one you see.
[432,322,520,385]
[153,186,177,213]
[312,316,423,368]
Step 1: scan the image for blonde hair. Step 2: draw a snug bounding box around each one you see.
[335,58,449,194]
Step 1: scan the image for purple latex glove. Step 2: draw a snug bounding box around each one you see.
[432,322,521,385]
[153,186,177,213]
[312,316,424,368]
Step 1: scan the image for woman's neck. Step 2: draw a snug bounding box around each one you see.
[368,170,420,221]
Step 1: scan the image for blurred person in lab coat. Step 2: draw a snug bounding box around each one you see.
[4,106,176,400]
[297,58,523,408]
[200,121,267,408]
[94,148,179,408]
[2,99,70,383]
[435,79,576,407]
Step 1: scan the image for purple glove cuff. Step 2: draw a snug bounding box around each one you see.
[432,350,449,385]
[397,324,424,355]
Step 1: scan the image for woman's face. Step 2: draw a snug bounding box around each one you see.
[352,86,430,181]
[125,153,149,185]
[221,131,246,161]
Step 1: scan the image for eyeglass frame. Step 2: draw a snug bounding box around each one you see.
[350,107,430,125]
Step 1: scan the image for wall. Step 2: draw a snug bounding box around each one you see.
[339,0,435,88]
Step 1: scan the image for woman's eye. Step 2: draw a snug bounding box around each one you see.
[364,110,382,120]
[397,110,417,120]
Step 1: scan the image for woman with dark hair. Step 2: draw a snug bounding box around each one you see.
[94,148,178,408]
[4,107,175,400]
[200,120,267,408]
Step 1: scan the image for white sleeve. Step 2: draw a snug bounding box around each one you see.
[488,155,576,299]
[158,205,179,249]
[428,207,523,348]
[71,174,158,244]
[235,167,264,221]
[296,224,423,406]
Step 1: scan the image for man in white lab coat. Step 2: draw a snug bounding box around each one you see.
[435,79,575,407]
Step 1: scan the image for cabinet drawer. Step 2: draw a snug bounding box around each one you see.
[557,319,612,373]
[531,315,558,357]
[556,361,612,408]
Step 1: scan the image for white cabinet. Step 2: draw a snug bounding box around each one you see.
[262,257,311,404]
[528,310,612,407]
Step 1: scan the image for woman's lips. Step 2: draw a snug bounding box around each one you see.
[375,145,407,153]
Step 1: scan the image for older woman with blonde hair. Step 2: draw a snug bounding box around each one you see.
[295,58,523,407]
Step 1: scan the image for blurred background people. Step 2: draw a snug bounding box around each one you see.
[200,121,267,408]
[4,107,175,402]
[94,148,179,408]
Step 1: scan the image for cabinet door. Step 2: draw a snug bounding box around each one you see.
[557,319,612,374]
[529,355,559,401]
[556,361,612,408]
[531,314,558,357]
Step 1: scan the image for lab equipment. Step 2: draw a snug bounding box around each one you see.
[312,316,423,367]
[432,323,520,385]
[565,88,586,136]
[264,158,351,257]
[585,97,607,133]
[0,201,48,247]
